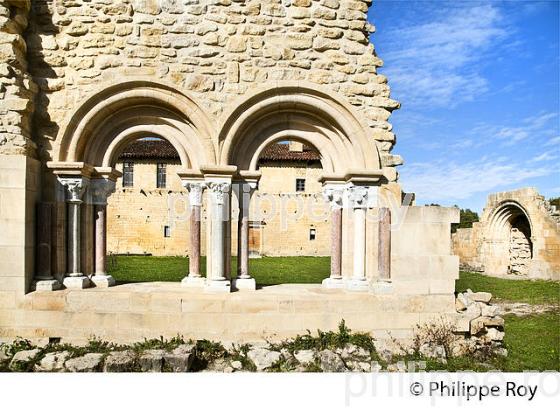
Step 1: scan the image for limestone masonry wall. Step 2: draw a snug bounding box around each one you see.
[11,0,401,170]
[452,188,560,280]
[0,0,36,156]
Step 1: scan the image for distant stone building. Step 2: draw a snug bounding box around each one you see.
[452,188,560,280]
[108,139,330,257]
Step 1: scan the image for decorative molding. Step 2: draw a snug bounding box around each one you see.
[182,181,206,207]
[347,185,378,209]
[90,179,116,205]
[207,181,231,206]
[322,185,345,210]
[58,177,89,204]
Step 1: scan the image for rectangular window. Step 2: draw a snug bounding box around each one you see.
[164,225,171,238]
[296,178,306,192]
[157,163,167,188]
[123,162,134,187]
[309,228,316,241]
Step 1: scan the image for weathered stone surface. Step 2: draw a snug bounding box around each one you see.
[64,353,104,372]
[294,349,315,365]
[469,291,492,303]
[35,351,70,372]
[103,351,136,372]
[163,344,195,372]
[9,349,41,371]
[247,348,281,371]
[317,350,346,372]
[139,349,165,372]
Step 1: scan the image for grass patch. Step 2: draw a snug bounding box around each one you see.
[502,313,559,371]
[108,255,330,285]
[456,271,560,305]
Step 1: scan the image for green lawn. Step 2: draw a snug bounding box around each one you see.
[108,255,330,286]
[109,256,559,370]
[457,271,560,305]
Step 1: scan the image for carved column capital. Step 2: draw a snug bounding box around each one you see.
[90,178,116,206]
[182,181,206,207]
[347,185,378,209]
[58,177,89,204]
[207,181,231,206]
[322,185,345,210]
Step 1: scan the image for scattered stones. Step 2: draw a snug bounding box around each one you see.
[294,349,315,365]
[9,349,41,371]
[467,289,493,303]
[35,351,70,372]
[317,350,346,372]
[163,344,195,372]
[103,351,136,372]
[139,349,165,372]
[230,360,243,370]
[65,353,104,373]
[247,348,281,372]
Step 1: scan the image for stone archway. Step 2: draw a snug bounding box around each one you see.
[42,80,217,290]
[486,202,534,276]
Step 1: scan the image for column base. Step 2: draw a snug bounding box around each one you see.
[204,279,231,293]
[33,279,62,292]
[232,277,256,291]
[346,278,370,292]
[322,277,346,289]
[91,274,116,288]
[181,276,206,288]
[371,280,393,294]
[63,276,91,289]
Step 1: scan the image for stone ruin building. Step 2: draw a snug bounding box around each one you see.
[0,0,462,344]
[453,188,560,281]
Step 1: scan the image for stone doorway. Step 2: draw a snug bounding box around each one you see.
[509,215,533,275]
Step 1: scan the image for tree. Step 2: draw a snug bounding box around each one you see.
[549,197,560,208]
[451,208,480,233]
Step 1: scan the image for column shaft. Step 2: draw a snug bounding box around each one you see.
[94,204,107,275]
[330,207,343,279]
[378,207,391,281]
[237,190,250,278]
[67,201,82,276]
[189,205,201,277]
[352,207,366,280]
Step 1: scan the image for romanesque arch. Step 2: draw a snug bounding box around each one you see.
[53,79,217,170]
[217,82,381,176]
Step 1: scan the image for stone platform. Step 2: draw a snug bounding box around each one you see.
[0,283,456,345]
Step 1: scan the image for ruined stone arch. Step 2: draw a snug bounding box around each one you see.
[488,201,534,241]
[53,79,217,170]
[217,82,381,175]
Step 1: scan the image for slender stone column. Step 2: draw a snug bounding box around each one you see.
[321,185,345,289]
[182,182,206,288]
[347,185,370,291]
[90,178,116,287]
[34,202,61,291]
[59,177,90,289]
[378,207,392,281]
[205,181,231,293]
[233,181,258,291]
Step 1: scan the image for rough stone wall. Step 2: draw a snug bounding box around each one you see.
[452,187,560,280]
[0,0,36,156]
[107,159,330,257]
[23,0,400,167]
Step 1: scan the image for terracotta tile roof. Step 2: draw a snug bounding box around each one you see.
[259,143,321,161]
[118,140,320,162]
[119,139,180,160]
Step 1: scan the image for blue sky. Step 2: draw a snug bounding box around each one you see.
[369,0,559,212]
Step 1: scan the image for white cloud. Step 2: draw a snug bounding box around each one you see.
[533,152,558,162]
[470,112,558,146]
[545,136,560,147]
[401,157,556,202]
[381,4,509,107]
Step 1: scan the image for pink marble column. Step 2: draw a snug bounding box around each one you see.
[378,207,391,281]
[34,202,61,291]
[189,204,201,278]
[94,204,107,275]
[233,181,257,290]
[330,207,343,280]
[182,182,206,287]
[321,185,345,288]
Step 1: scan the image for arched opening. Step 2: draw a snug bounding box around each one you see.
[105,137,203,283]
[236,139,330,285]
[488,202,534,276]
